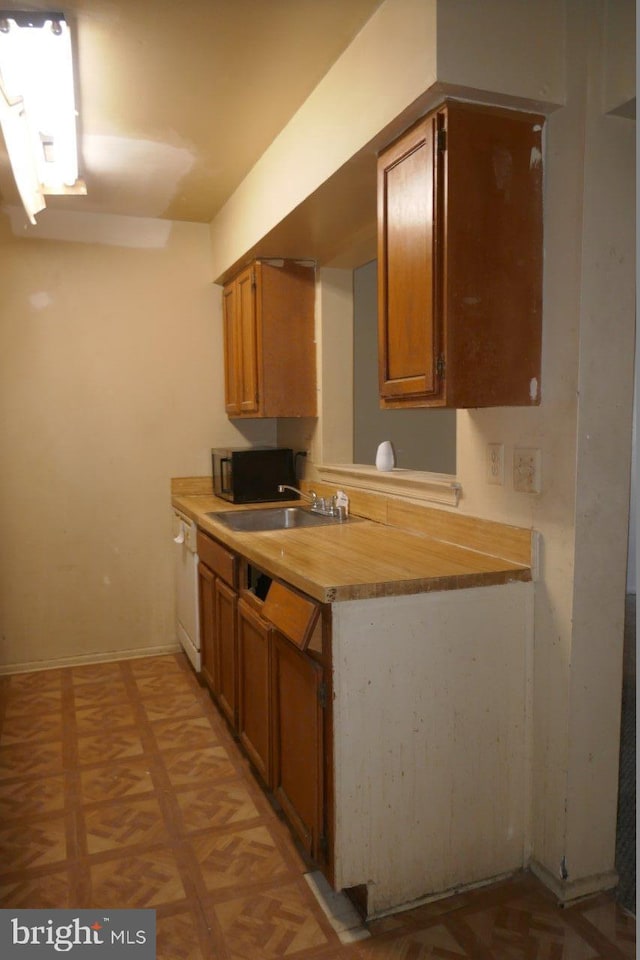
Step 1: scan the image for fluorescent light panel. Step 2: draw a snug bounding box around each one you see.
[0,10,85,222]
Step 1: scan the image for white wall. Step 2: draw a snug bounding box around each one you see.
[0,211,274,671]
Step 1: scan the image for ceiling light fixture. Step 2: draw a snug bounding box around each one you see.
[0,10,86,224]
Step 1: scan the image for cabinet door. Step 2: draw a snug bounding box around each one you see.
[215,577,238,729]
[377,112,443,406]
[236,266,261,414]
[198,561,216,693]
[271,631,324,860]
[222,281,240,415]
[237,598,272,786]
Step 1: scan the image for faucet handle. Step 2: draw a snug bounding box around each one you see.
[335,489,349,518]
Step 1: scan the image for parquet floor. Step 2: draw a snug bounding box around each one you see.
[0,652,635,959]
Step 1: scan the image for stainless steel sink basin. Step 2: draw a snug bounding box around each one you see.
[206,506,349,532]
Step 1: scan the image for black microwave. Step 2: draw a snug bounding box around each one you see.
[211,447,296,503]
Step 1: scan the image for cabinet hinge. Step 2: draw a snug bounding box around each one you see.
[436,128,447,152]
[251,267,257,289]
[318,681,328,709]
[436,354,446,378]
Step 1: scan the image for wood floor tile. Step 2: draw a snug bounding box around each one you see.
[73,681,132,708]
[0,814,68,870]
[77,729,145,766]
[192,825,292,892]
[162,745,237,787]
[80,758,155,803]
[212,880,331,959]
[353,922,475,959]
[0,868,73,908]
[3,688,63,719]
[463,897,602,959]
[8,669,65,692]
[151,716,221,752]
[129,655,187,678]
[0,654,633,960]
[84,796,169,854]
[142,692,205,722]
[134,675,196,700]
[156,908,207,960]
[0,714,64,745]
[89,846,186,908]
[0,740,65,780]
[0,773,66,818]
[175,781,260,834]
[71,662,126,685]
[567,898,636,959]
[75,702,139,733]
[367,892,479,937]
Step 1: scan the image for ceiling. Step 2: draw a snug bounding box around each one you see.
[0,0,385,223]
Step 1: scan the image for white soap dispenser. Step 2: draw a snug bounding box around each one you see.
[375,440,395,471]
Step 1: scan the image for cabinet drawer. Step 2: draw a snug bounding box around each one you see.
[263,581,320,651]
[197,530,237,587]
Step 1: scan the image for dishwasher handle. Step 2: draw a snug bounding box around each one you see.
[173,523,185,544]
[173,511,197,552]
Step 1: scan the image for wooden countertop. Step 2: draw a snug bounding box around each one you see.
[172,491,532,603]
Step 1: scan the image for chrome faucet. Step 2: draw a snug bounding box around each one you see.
[277,484,348,520]
[277,484,317,504]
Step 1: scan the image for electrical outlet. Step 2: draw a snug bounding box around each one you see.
[513,447,542,493]
[487,443,504,485]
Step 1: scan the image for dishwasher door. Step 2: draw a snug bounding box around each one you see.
[173,511,201,672]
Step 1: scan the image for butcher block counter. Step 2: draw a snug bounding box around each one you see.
[171,476,535,918]
[171,480,532,603]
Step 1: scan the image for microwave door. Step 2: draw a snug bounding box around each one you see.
[220,456,232,496]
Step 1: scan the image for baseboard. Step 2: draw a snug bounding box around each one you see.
[0,643,182,676]
[530,859,619,905]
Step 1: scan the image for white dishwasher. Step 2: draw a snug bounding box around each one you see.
[172,509,201,672]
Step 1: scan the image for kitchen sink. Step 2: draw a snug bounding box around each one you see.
[206,506,350,532]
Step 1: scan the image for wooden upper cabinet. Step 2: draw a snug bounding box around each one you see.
[377,100,544,409]
[222,280,240,414]
[222,260,317,419]
[378,113,439,404]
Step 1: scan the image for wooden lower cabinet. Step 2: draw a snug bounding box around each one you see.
[237,598,273,787]
[198,530,329,870]
[215,578,238,727]
[271,630,324,860]
[197,561,216,693]
[197,531,239,729]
